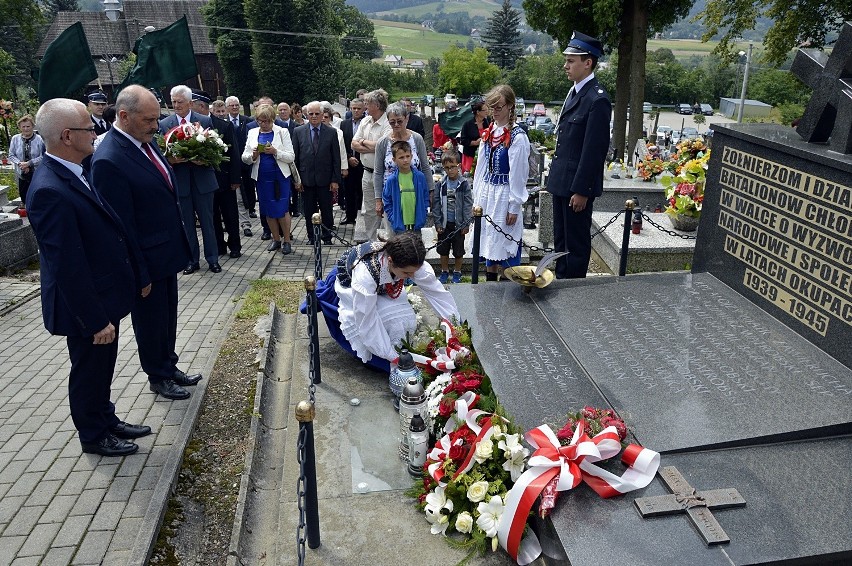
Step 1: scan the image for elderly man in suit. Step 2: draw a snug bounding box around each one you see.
[292,100,342,245]
[340,98,365,225]
[27,98,149,456]
[159,85,221,274]
[226,95,256,237]
[547,31,611,279]
[92,85,201,402]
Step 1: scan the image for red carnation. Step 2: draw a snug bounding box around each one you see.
[448,444,466,461]
[438,397,455,417]
[175,130,186,140]
[556,420,575,442]
[582,406,598,420]
[462,379,481,391]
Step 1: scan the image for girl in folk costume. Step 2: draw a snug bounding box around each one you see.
[307,232,459,371]
[472,84,530,281]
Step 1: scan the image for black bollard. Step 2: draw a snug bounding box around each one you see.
[471,205,483,284]
[311,213,323,280]
[619,200,635,276]
[304,276,322,385]
[296,401,320,549]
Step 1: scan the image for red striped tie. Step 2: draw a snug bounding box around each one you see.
[143,143,173,191]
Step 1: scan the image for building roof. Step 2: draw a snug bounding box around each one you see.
[37,12,129,57]
[719,98,773,107]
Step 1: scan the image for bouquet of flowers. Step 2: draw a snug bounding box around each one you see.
[637,157,664,180]
[660,151,709,218]
[157,122,229,170]
[0,99,14,121]
[664,138,708,175]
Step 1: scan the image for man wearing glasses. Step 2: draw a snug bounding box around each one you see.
[27,98,150,456]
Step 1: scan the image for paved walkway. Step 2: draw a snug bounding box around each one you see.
[0,209,357,566]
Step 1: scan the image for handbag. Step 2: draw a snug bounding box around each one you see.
[278,129,302,190]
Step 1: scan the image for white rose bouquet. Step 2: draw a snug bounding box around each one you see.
[157,122,229,170]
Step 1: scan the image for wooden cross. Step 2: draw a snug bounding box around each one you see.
[634,466,746,546]
[790,21,852,154]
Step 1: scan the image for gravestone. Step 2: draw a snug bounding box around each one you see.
[449,99,852,564]
[0,216,39,274]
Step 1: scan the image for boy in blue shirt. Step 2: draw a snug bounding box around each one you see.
[382,140,429,235]
[432,151,472,284]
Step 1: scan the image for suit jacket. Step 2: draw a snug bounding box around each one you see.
[91,114,111,136]
[546,78,611,199]
[209,114,242,189]
[27,155,137,337]
[341,118,361,160]
[227,114,251,157]
[407,113,425,140]
[292,123,342,188]
[158,111,219,197]
[91,129,192,284]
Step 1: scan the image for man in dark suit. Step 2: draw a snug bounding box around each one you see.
[92,85,202,402]
[547,31,611,279]
[340,98,365,225]
[27,98,149,456]
[193,92,242,259]
[87,91,111,135]
[292,100,342,244]
[226,96,256,237]
[276,101,300,218]
[159,85,221,274]
[402,97,425,139]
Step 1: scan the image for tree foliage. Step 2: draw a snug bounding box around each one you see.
[43,0,80,20]
[202,0,259,105]
[439,47,501,97]
[482,0,524,69]
[504,52,569,102]
[747,68,810,107]
[331,0,382,60]
[698,0,852,65]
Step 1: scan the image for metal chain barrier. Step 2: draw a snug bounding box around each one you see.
[427,217,474,252]
[482,214,556,253]
[591,211,625,239]
[296,424,309,566]
[641,212,698,240]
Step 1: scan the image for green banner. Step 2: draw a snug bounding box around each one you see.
[38,22,98,104]
[118,16,198,92]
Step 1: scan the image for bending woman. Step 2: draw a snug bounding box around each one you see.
[308,232,459,372]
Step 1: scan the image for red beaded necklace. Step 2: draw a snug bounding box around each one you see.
[384,279,404,299]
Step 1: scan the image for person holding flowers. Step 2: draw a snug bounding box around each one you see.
[242,104,297,255]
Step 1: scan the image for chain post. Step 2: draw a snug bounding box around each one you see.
[619,200,635,276]
[295,400,320,551]
[304,276,322,386]
[471,205,483,284]
[311,213,323,280]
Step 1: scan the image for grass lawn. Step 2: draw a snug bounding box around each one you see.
[373,21,471,60]
[375,0,502,19]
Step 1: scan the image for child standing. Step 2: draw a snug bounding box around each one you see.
[432,152,472,284]
[382,140,430,235]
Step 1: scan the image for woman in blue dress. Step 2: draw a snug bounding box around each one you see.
[242,104,297,254]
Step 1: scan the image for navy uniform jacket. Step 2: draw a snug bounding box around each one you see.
[91,129,191,284]
[292,123,343,187]
[158,112,219,197]
[27,156,137,337]
[547,78,611,199]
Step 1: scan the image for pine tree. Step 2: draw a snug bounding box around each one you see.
[44,0,80,20]
[202,0,258,105]
[482,0,523,70]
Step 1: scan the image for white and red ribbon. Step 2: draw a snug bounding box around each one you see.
[498,421,660,565]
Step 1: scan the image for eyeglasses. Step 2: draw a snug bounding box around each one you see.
[388,119,405,126]
[490,103,507,112]
[67,127,97,133]
[306,112,322,116]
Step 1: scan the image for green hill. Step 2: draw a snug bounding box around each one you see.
[373,20,472,60]
[374,0,503,19]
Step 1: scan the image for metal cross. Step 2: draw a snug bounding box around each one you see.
[790,22,852,154]
[634,466,746,545]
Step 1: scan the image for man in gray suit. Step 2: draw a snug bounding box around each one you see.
[159,85,221,274]
[292,101,342,245]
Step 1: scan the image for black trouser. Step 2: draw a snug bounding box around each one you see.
[553,193,595,279]
[131,274,180,382]
[213,188,241,254]
[344,165,363,222]
[67,321,121,443]
[302,184,334,242]
[240,167,256,212]
[18,176,32,207]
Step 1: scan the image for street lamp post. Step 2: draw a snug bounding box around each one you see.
[732,50,746,98]
[737,43,753,123]
[100,55,117,100]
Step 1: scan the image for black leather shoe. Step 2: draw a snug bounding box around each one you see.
[243,228,253,237]
[209,262,222,273]
[322,238,333,245]
[81,434,139,456]
[249,211,258,218]
[183,263,200,275]
[112,422,152,439]
[150,379,190,400]
[230,251,242,258]
[267,240,281,251]
[173,369,202,386]
[261,232,272,241]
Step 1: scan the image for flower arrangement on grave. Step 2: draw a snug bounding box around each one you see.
[155,122,229,169]
[664,138,708,175]
[660,151,710,220]
[405,320,661,565]
[0,99,14,121]
[637,157,664,181]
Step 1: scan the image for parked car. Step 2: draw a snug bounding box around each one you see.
[676,103,693,115]
[643,102,652,113]
[525,114,536,126]
[516,97,526,116]
[422,94,435,105]
[534,116,555,135]
[699,103,713,116]
[533,103,547,116]
[672,127,701,145]
[655,125,673,144]
[444,93,458,107]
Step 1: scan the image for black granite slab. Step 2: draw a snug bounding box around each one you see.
[549,436,852,566]
[699,124,852,367]
[450,284,609,433]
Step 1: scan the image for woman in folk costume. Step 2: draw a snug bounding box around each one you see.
[472,84,530,281]
[306,232,459,372]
